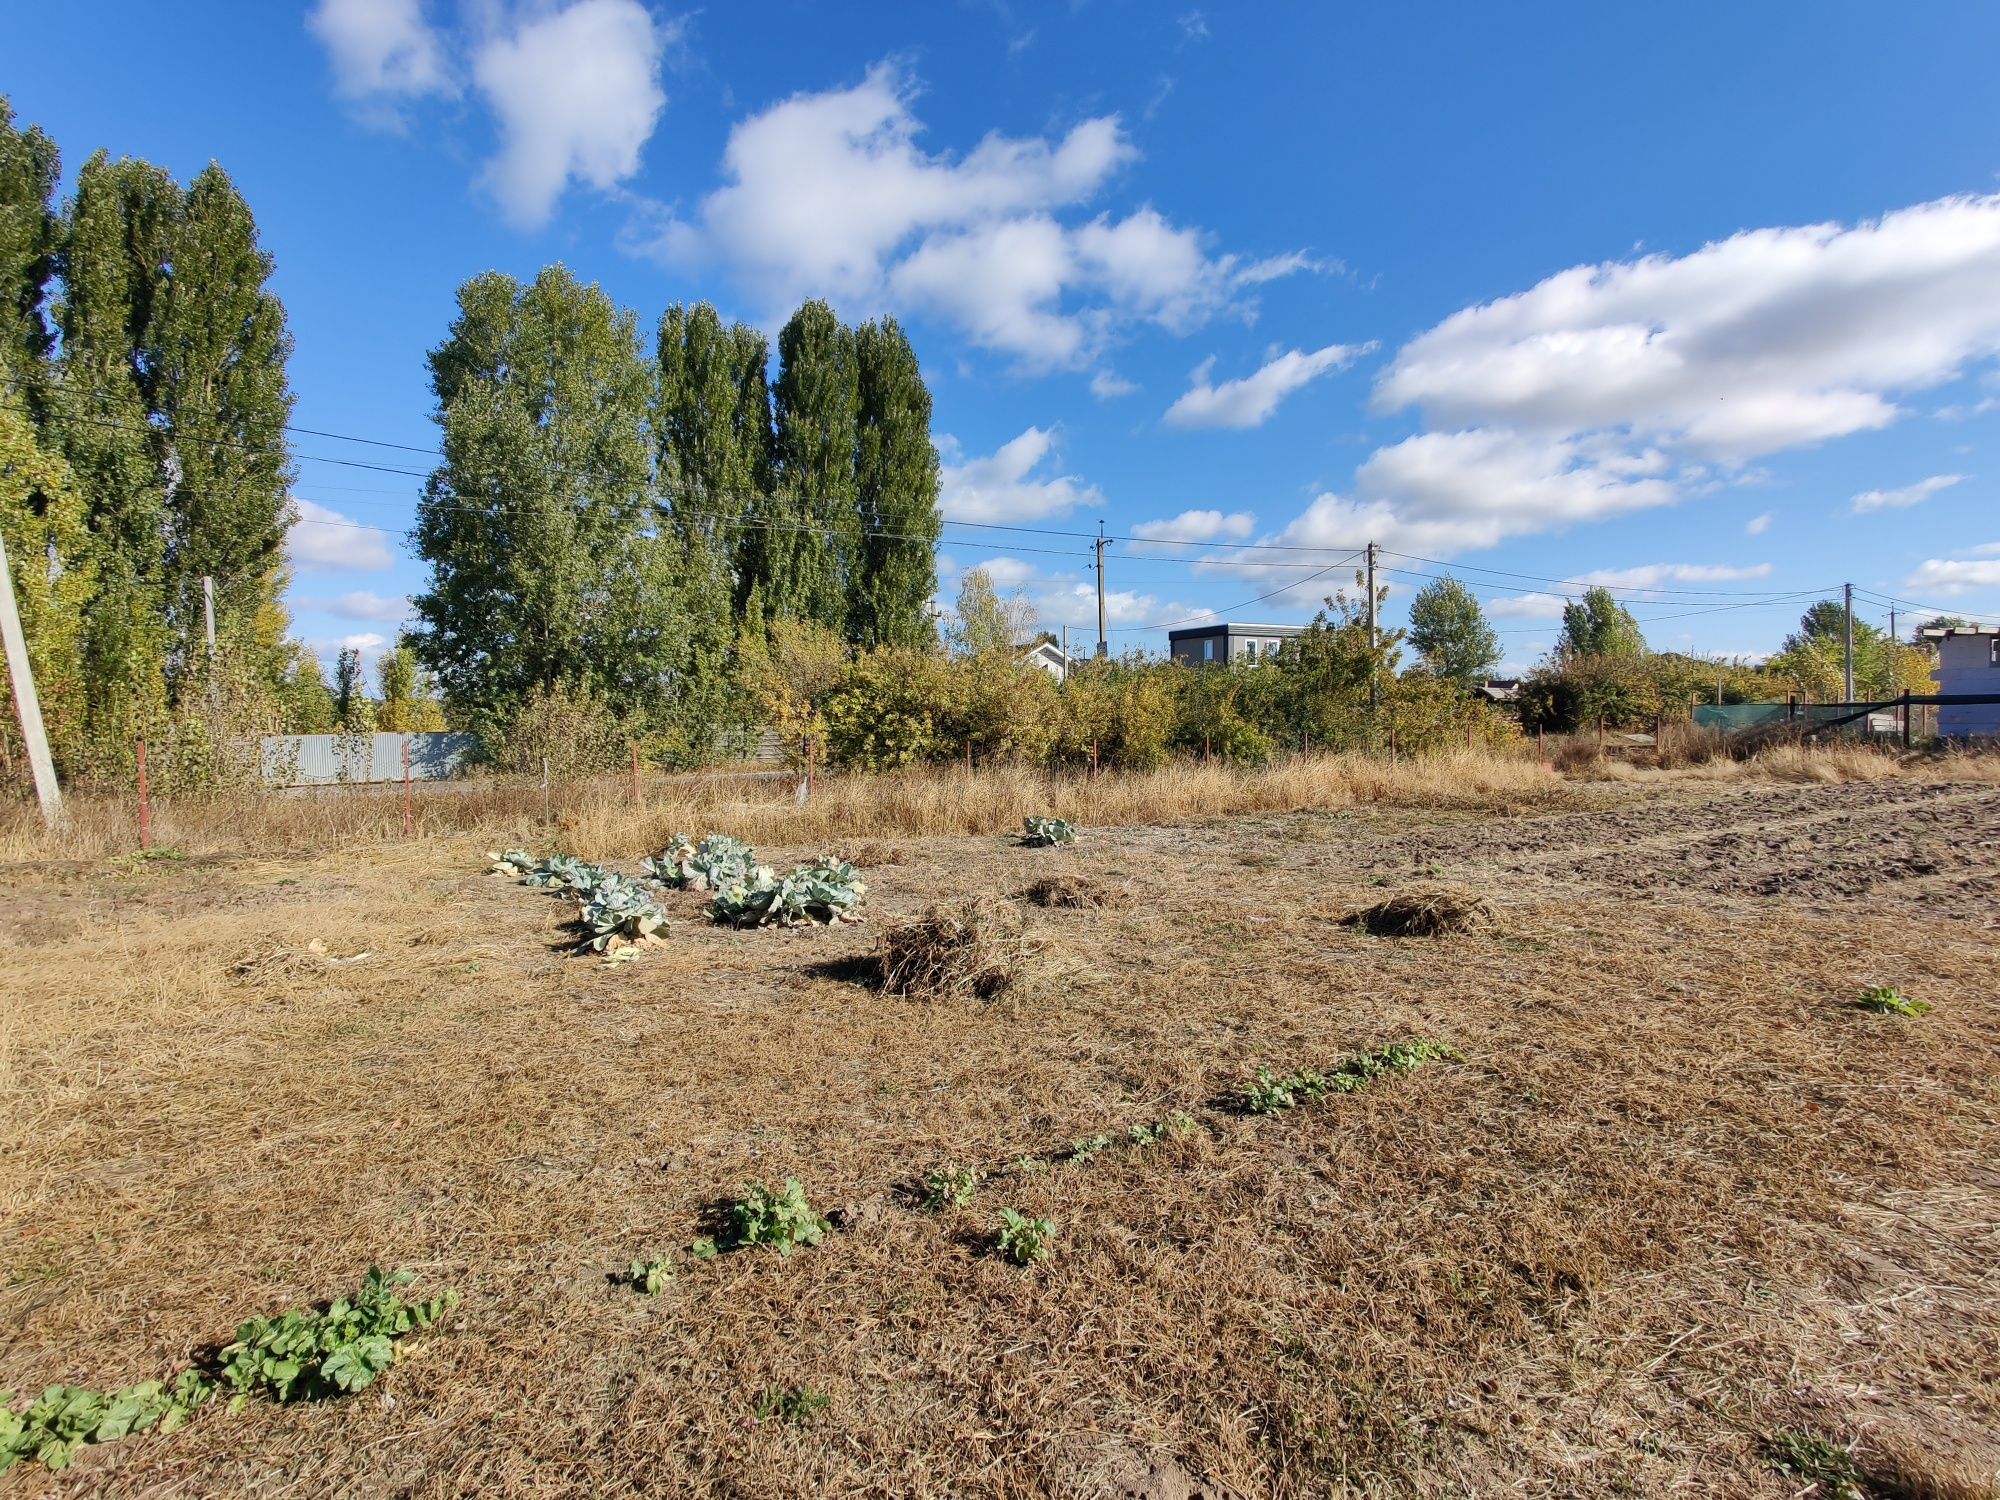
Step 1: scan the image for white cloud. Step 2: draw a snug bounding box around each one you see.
[1164,343,1373,430]
[938,427,1102,523]
[330,590,412,623]
[1377,193,2000,464]
[1131,509,1256,545]
[1486,592,1571,620]
[289,500,397,573]
[1574,562,1774,589]
[308,0,452,104]
[472,0,669,229]
[1904,557,2000,594]
[1746,511,1773,535]
[650,64,1317,365]
[1090,369,1138,400]
[1850,472,1965,513]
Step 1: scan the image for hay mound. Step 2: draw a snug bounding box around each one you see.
[1016,873,1128,909]
[1343,885,1494,938]
[878,897,1024,1000]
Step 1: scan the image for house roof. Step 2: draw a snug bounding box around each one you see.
[1166,621,1306,640]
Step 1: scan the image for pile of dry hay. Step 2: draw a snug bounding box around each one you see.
[1015,873,1129,909]
[1342,884,1496,938]
[878,896,1028,1000]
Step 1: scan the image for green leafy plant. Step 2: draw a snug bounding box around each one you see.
[573,875,668,953]
[994,1208,1055,1265]
[1021,816,1078,847]
[1012,1155,1049,1176]
[626,1257,674,1295]
[1764,1430,1864,1500]
[751,1385,831,1425]
[1066,1133,1114,1165]
[0,1372,212,1474]
[920,1167,978,1211]
[644,833,757,892]
[1245,1039,1457,1115]
[1855,985,1930,1017]
[707,858,867,928]
[487,848,535,876]
[1129,1111,1197,1146]
[725,1179,831,1256]
[219,1267,457,1406]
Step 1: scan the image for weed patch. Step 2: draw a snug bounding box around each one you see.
[994,1209,1055,1265]
[751,1386,830,1425]
[1245,1040,1457,1115]
[1763,1430,1864,1500]
[625,1257,674,1294]
[723,1179,831,1256]
[1855,985,1931,1017]
[0,1374,210,1474]
[219,1267,458,1406]
[920,1168,978,1211]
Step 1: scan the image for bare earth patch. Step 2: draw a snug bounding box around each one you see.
[0,773,1996,1496]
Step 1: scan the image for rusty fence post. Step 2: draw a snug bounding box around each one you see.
[630,742,641,807]
[1390,726,1398,766]
[1596,718,1605,755]
[1091,739,1100,779]
[1535,724,1544,768]
[137,738,152,852]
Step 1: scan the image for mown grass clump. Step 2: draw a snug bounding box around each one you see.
[1342,885,1495,937]
[1016,872,1128,909]
[878,896,1026,1001]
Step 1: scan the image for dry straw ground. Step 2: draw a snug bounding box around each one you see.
[1,747,1997,1497]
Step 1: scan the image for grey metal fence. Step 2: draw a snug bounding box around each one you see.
[260,732,479,786]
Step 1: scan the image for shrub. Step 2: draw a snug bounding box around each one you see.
[486,680,628,778]
[725,1179,830,1256]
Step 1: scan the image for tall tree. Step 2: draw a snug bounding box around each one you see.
[1557,587,1647,658]
[655,301,771,735]
[950,566,1034,656]
[851,316,940,647]
[151,163,297,695]
[1407,576,1500,688]
[375,637,445,732]
[0,98,59,417]
[333,645,371,732]
[411,266,686,735]
[757,299,856,628]
[54,152,181,771]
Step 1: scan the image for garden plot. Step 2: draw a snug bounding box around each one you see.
[0,774,1996,1497]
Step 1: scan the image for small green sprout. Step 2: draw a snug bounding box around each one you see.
[1855,985,1930,1017]
[920,1167,978,1211]
[994,1208,1055,1265]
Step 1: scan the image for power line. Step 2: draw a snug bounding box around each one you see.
[1106,551,1365,633]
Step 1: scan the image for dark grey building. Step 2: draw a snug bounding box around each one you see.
[1167,622,1305,666]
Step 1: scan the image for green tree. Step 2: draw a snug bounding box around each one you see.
[149,163,296,697]
[1276,585,1405,749]
[411,266,687,738]
[1406,576,1500,689]
[1558,587,1647,658]
[0,98,60,417]
[0,404,97,773]
[333,646,373,732]
[375,638,445,732]
[949,566,1032,656]
[655,301,771,742]
[755,299,856,627]
[851,316,940,647]
[271,643,336,733]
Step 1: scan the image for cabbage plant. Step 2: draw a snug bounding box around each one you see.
[1021,816,1078,847]
[708,858,867,928]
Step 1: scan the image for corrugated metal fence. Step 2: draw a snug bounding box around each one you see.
[261,732,479,786]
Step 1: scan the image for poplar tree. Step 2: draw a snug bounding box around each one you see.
[851,316,940,647]
[54,152,180,770]
[150,163,297,695]
[411,266,686,735]
[0,99,59,416]
[757,299,855,628]
[655,301,771,736]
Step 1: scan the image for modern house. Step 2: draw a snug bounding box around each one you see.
[1167,622,1304,666]
[1925,626,2000,738]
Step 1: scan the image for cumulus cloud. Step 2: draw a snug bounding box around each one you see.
[330,590,412,623]
[1850,473,1965,513]
[1090,369,1138,400]
[473,0,670,229]
[309,0,452,104]
[938,427,1102,523]
[1486,592,1571,620]
[1164,343,1373,430]
[1377,194,2000,462]
[289,500,398,573]
[650,63,1319,365]
[1573,562,1774,589]
[1904,554,2000,594]
[1132,509,1256,545]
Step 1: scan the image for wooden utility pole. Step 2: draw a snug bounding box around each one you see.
[1842,582,1855,704]
[0,526,62,826]
[1094,525,1108,660]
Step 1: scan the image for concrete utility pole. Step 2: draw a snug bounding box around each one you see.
[1094,523,1108,660]
[0,526,63,826]
[1365,541,1379,710]
[1843,582,1855,703]
[202,574,216,659]
[1060,624,1070,682]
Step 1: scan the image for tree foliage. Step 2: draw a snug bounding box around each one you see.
[1406,576,1500,688]
[1558,587,1647,659]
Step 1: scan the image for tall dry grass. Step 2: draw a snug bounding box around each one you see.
[3,739,1994,864]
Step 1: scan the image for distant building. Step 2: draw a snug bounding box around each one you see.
[1167,622,1304,666]
[1476,679,1522,705]
[1017,639,1076,680]
[1925,626,2000,738]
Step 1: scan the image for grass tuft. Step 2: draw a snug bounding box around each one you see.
[1342,884,1495,937]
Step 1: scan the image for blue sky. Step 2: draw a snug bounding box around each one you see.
[13,1,2000,674]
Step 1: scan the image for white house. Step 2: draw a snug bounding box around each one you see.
[1017,640,1076,680]
[1926,626,2000,738]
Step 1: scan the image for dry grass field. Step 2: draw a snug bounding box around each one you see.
[2,752,1997,1497]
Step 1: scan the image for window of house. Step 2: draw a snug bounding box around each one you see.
[1990,637,2000,668]
[1203,638,1215,661]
